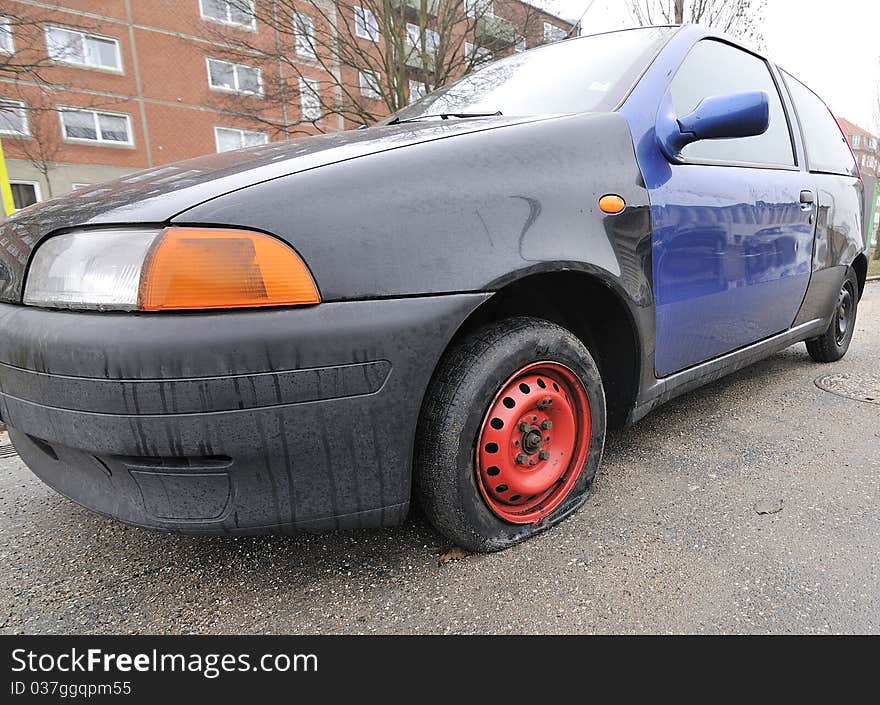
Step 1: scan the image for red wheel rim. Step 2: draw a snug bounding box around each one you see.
[475,361,591,524]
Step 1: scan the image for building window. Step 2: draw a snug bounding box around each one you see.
[10,181,41,210]
[465,0,494,17]
[354,7,379,41]
[359,70,381,100]
[294,13,315,59]
[199,0,256,30]
[0,99,28,136]
[45,26,122,71]
[515,35,526,53]
[464,42,492,66]
[408,79,426,104]
[214,126,268,152]
[543,22,567,43]
[0,16,14,55]
[406,23,440,53]
[60,108,133,146]
[299,77,321,120]
[852,134,861,149]
[207,58,263,95]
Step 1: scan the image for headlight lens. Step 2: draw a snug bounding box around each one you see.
[24,229,158,311]
[24,227,321,311]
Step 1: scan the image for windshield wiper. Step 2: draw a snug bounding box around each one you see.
[387,111,502,125]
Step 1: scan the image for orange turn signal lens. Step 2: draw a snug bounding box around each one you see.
[598,194,626,214]
[138,227,320,311]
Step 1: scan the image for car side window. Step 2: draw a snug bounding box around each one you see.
[670,40,795,167]
[781,71,858,177]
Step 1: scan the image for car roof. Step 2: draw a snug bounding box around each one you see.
[573,24,776,68]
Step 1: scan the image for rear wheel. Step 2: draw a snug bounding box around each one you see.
[805,269,859,363]
[414,317,606,552]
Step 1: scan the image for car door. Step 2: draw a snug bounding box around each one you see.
[779,70,864,326]
[648,39,815,377]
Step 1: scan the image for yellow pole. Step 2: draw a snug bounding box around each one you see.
[0,137,15,217]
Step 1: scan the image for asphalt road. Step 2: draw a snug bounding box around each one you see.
[1,284,878,635]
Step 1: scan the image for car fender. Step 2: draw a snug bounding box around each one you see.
[174,112,654,311]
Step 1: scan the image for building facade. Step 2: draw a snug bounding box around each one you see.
[835,117,880,245]
[0,0,574,209]
[837,116,879,178]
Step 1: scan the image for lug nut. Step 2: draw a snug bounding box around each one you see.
[539,450,550,461]
[516,453,529,465]
[541,420,553,430]
[518,422,531,433]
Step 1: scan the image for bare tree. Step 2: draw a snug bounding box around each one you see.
[12,96,65,198]
[203,0,559,134]
[0,6,125,191]
[629,0,765,46]
[0,5,96,85]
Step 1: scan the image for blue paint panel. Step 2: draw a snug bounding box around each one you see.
[650,168,813,374]
[620,27,814,376]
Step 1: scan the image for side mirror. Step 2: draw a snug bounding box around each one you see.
[656,90,770,162]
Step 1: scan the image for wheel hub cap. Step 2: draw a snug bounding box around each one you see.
[476,361,592,524]
[522,429,543,454]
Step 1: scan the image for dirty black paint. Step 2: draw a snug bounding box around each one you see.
[0,294,487,532]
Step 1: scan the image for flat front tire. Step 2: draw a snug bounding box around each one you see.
[414,317,606,552]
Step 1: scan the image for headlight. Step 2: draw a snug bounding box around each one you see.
[24,227,321,311]
[24,229,157,311]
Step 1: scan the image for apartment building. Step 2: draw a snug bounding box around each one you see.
[834,117,880,245]
[0,0,575,209]
[837,116,879,178]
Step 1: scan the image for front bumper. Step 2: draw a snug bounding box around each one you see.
[0,294,488,533]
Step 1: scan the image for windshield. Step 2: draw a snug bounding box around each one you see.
[384,27,674,123]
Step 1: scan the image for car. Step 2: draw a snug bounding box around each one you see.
[0,25,869,552]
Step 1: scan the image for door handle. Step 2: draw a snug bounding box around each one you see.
[800,190,814,209]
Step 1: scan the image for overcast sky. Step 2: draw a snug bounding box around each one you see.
[538,0,880,132]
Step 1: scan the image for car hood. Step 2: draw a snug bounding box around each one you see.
[0,114,542,302]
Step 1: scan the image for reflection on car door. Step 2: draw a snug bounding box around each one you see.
[649,39,814,376]
[781,70,864,326]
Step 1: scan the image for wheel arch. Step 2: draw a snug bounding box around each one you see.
[439,269,644,429]
[851,252,868,299]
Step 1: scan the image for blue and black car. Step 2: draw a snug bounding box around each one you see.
[0,25,868,551]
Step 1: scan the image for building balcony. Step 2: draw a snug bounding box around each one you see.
[404,48,437,73]
[474,14,516,46]
[389,0,440,18]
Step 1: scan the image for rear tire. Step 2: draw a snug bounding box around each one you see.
[414,317,606,552]
[805,269,859,363]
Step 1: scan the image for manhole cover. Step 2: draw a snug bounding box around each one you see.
[814,373,880,405]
